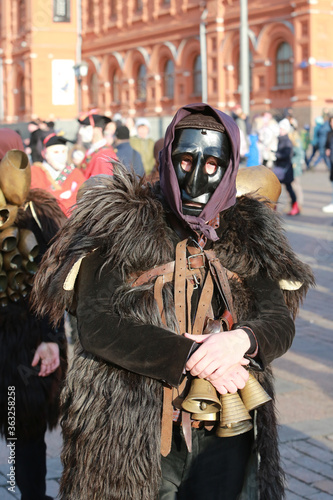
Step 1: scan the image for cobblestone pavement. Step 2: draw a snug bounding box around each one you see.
[1,164,333,499]
[274,164,333,499]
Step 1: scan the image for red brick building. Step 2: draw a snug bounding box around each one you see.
[0,0,78,123]
[1,0,333,128]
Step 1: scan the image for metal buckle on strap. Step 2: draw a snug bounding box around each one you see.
[187,252,205,271]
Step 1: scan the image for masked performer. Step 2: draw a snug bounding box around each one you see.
[31,134,85,216]
[0,129,67,500]
[77,113,118,179]
[32,105,314,500]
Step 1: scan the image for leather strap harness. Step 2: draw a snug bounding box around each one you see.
[131,238,238,456]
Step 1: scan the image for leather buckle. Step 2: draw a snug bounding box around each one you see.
[187,253,205,270]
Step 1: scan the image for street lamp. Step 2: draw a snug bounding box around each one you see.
[200,7,208,103]
[73,62,88,113]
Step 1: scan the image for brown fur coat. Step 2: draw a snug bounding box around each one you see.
[33,168,314,499]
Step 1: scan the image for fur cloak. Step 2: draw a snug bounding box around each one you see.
[33,168,314,500]
[0,189,67,440]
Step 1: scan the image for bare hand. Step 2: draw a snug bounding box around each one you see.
[31,342,60,377]
[207,363,249,394]
[185,329,251,380]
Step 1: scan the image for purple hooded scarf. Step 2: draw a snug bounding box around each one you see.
[159,103,240,242]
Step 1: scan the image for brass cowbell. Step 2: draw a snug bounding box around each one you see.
[240,373,272,411]
[0,226,19,252]
[182,378,221,420]
[18,229,39,261]
[216,392,253,438]
[216,374,272,438]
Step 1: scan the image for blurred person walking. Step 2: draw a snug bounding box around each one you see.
[146,137,164,183]
[322,115,333,213]
[306,116,324,168]
[318,113,331,169]
[246,133,260,167]
[231,105,250,164]
[300,124,311,160]
[289,126,305,210]
[67,144,86,170]
[255,111,279,167]
[125,116,137,137]
[114,125,145,177]
[130,118,155,175]
[285,108,298,130]
[103,120,117,148]
[25,121,51,164]
[273,119,299,215]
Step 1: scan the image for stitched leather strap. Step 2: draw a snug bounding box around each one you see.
[131,261,175,287]
[160,385,174,457]
[131,252,205,289]
[192,271,214,336]
[131,239,239,456]
[174,239,188,334]
[204,250,238,323]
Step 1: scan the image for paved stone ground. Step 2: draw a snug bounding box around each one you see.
[274,163,333,499]
[1,163,333,499]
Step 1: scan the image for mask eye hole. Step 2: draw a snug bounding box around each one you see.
[204,157,218,175]
[180,154,193,172]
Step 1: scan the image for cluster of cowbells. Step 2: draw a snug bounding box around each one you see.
[182,374,272,437]
[181,315,273,437]
[0,150,37,308]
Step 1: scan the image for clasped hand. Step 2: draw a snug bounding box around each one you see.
[185,329,251,394]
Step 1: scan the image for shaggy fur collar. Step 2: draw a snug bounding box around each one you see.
[33,166,313,324]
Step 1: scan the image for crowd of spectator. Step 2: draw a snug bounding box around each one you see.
[16,104,333,220]
[1,102,332,499]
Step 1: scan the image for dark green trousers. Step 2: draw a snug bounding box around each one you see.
[159,425,253,500]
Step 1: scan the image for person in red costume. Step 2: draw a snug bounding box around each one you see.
[31,134,85,216]
[77,113,118,179]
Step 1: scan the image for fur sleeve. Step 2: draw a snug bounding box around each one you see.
[25,188,66,242]
[32,166,174,325]
[216,196,315,319]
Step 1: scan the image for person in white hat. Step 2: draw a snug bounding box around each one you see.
[31,133,85,216]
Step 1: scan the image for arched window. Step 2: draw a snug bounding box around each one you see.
[18,0,26,33]
[163,59,174,98]
[135,0,143,11]
[276,42,293,86]
[110,0,117,18]
[89,73,99,107]
[111,70,120,102]
[87,1,94,26]
[137,64,146,100]
[193,55,202,96]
